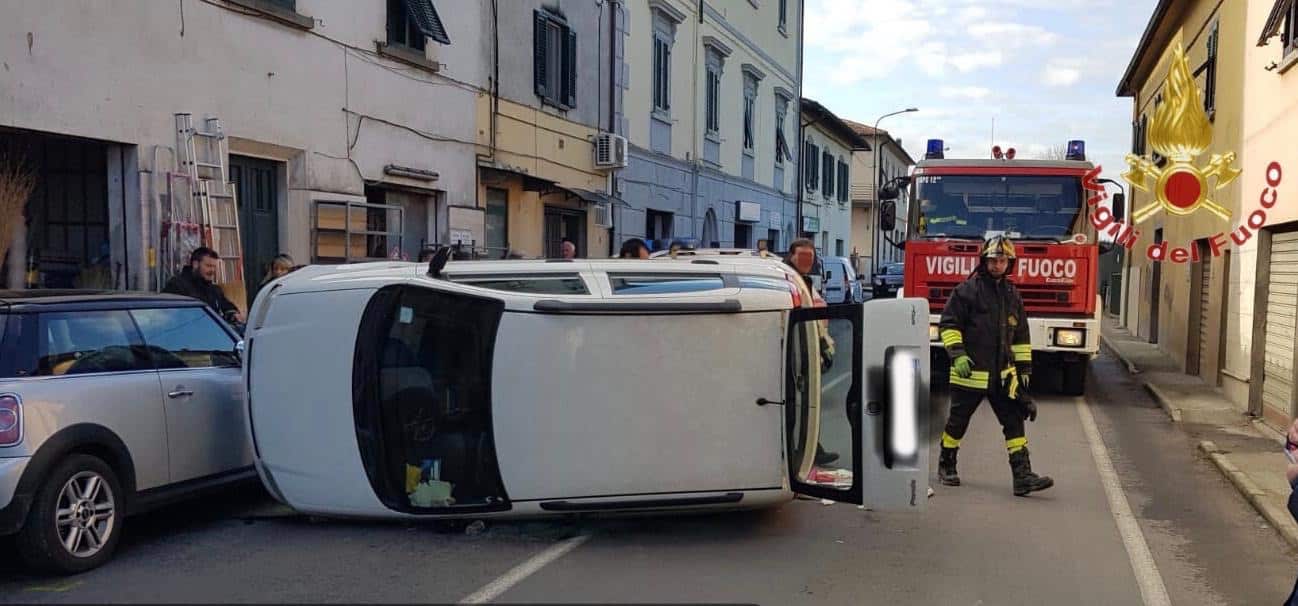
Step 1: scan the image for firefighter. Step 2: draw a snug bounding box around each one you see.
[937,235,1054,496]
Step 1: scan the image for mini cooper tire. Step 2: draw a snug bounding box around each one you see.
[16,454,124,574]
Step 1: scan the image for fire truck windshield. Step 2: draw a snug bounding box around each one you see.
[913,174,1084,241]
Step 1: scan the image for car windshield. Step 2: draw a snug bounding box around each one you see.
[914,174,1084,241]
[885,264,904,275]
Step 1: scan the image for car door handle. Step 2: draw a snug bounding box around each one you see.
[168,389,194,399]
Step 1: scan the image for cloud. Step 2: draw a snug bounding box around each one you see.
[940,86,993,100]
[1043,58,1088,86]
[951,51,1004,72]
[966,22,1060,48]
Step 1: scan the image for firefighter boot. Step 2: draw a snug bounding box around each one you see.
[938,447,960,486]
[1009,448,1054,496]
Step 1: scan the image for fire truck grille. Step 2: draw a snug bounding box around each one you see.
[924,283,1076,313]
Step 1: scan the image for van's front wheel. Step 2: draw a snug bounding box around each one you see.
[16,454,123,574]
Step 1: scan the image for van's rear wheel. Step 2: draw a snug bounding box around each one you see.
[16,454,123,574]
[1062,360,1088,396]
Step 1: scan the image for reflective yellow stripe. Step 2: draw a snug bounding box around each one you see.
[940,329,963,346]
[1006,437,1028,453]
[949,370,990,390]
[942,432,961,448]
[1012,343,1032,362]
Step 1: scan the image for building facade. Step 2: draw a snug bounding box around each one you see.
[474,0,616,259]
[799,99,867,259]
[1,0,482,310]
[616,0,802,252]
[1117,0,1298,427]
[845,121,915,277]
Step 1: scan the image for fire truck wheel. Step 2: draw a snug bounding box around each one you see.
[1062,360,1087,396]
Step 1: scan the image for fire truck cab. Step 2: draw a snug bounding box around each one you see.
[889,140,1106,396]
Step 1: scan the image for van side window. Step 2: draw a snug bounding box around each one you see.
[609,273,725,295]
[32,311,151,376]
[450,274,589,295]
[737,276,789,291]
[131,307,239,369]
[353,285,509,513]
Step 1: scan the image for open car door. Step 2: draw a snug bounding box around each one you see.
[785,298,930,510]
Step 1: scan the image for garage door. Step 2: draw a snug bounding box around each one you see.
[1262,232,1298,418]
[1195,247,1211,375]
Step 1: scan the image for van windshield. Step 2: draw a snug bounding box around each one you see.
[914,174,1085,241]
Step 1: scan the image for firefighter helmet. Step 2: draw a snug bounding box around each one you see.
[981,235,1017,260]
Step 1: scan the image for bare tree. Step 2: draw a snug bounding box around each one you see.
[1036,144,1069,160]
[0,154,36,266]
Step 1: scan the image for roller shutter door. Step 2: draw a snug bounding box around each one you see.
[1262,232,1298,418]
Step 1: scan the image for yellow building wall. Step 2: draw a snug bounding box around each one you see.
[1231,0,1298,412]
[1123,0,1246,390]
[476,94,610,258]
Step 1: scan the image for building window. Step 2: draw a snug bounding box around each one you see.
[534,10,576,110]
[837,160,849,203]
[822,151,834,198]
[653,36,672,112]
[1285,2,1298,56]
[775,97,791,166]
[804,140,820,192]
[778,0,788,33]
[705,63,721,134]
[485,187,508,254]
[835,239,844,257]
[387,0,450,50]
[743,75,758,151]
[1198,21,1219,118]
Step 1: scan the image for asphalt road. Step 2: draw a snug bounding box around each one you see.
[0,350,1294,604]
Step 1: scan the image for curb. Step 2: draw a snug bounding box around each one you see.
[1199,441,1298,550]
[1099,332,1140,375]
[1144,383,1183,423]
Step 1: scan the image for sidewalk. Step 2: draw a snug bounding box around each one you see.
[1100,316,1298,550]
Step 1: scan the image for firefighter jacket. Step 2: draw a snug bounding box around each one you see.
[938,269,1032,393]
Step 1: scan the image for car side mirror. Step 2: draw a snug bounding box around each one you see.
[879,200,897,232]
[1111,191,1126,221]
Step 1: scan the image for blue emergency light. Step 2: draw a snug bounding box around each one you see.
[1066,140,1086,161]
[926,139,945,160]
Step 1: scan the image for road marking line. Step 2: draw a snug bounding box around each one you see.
[1075,397,1171,606]
[459,534,590,604]
[825,370,851,393]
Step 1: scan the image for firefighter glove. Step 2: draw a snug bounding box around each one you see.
[1021,394,1038,422]
[820,338,834,372]
[953,355,974,378]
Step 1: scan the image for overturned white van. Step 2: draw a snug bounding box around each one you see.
[242,256,930,519]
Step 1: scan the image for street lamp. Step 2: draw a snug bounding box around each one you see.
[871,108,918,279]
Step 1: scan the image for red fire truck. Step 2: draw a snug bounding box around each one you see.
[880,140,1119,396]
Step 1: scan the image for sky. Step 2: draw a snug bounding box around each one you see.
[802,0,1160,185]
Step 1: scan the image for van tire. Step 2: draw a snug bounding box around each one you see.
[1062,360,1087,396]
[16,454,124,575]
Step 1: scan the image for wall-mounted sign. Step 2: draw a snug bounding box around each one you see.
[769,211,782,229]
[802,215,820,233]
[736,201,761,223]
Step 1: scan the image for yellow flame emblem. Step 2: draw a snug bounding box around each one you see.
[1123,45,1240,224]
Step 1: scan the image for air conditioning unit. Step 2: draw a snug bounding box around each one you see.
[592,201,613,228]
[594,132,628,169]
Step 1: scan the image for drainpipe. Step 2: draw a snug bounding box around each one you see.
[793,0,805,251]
[607,0,622,257]
[688,0,703,244]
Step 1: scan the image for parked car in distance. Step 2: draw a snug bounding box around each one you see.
[873,262,906,299]
[0,290,255,574]
[821,256,863,305]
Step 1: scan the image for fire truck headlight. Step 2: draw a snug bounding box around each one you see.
[1053,328,1086,348]
[928,324,940,341]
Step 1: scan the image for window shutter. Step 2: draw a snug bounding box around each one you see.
[563,26,577,108]
[534,11,548,99]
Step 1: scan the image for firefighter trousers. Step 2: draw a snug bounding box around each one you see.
[941,386,1027,453]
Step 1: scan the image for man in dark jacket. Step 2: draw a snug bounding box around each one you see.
[937,235,1053,496]
[164,247,243,323]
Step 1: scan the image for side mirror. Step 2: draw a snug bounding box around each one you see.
[879,200,897,232]
[1111,191,1126,221]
